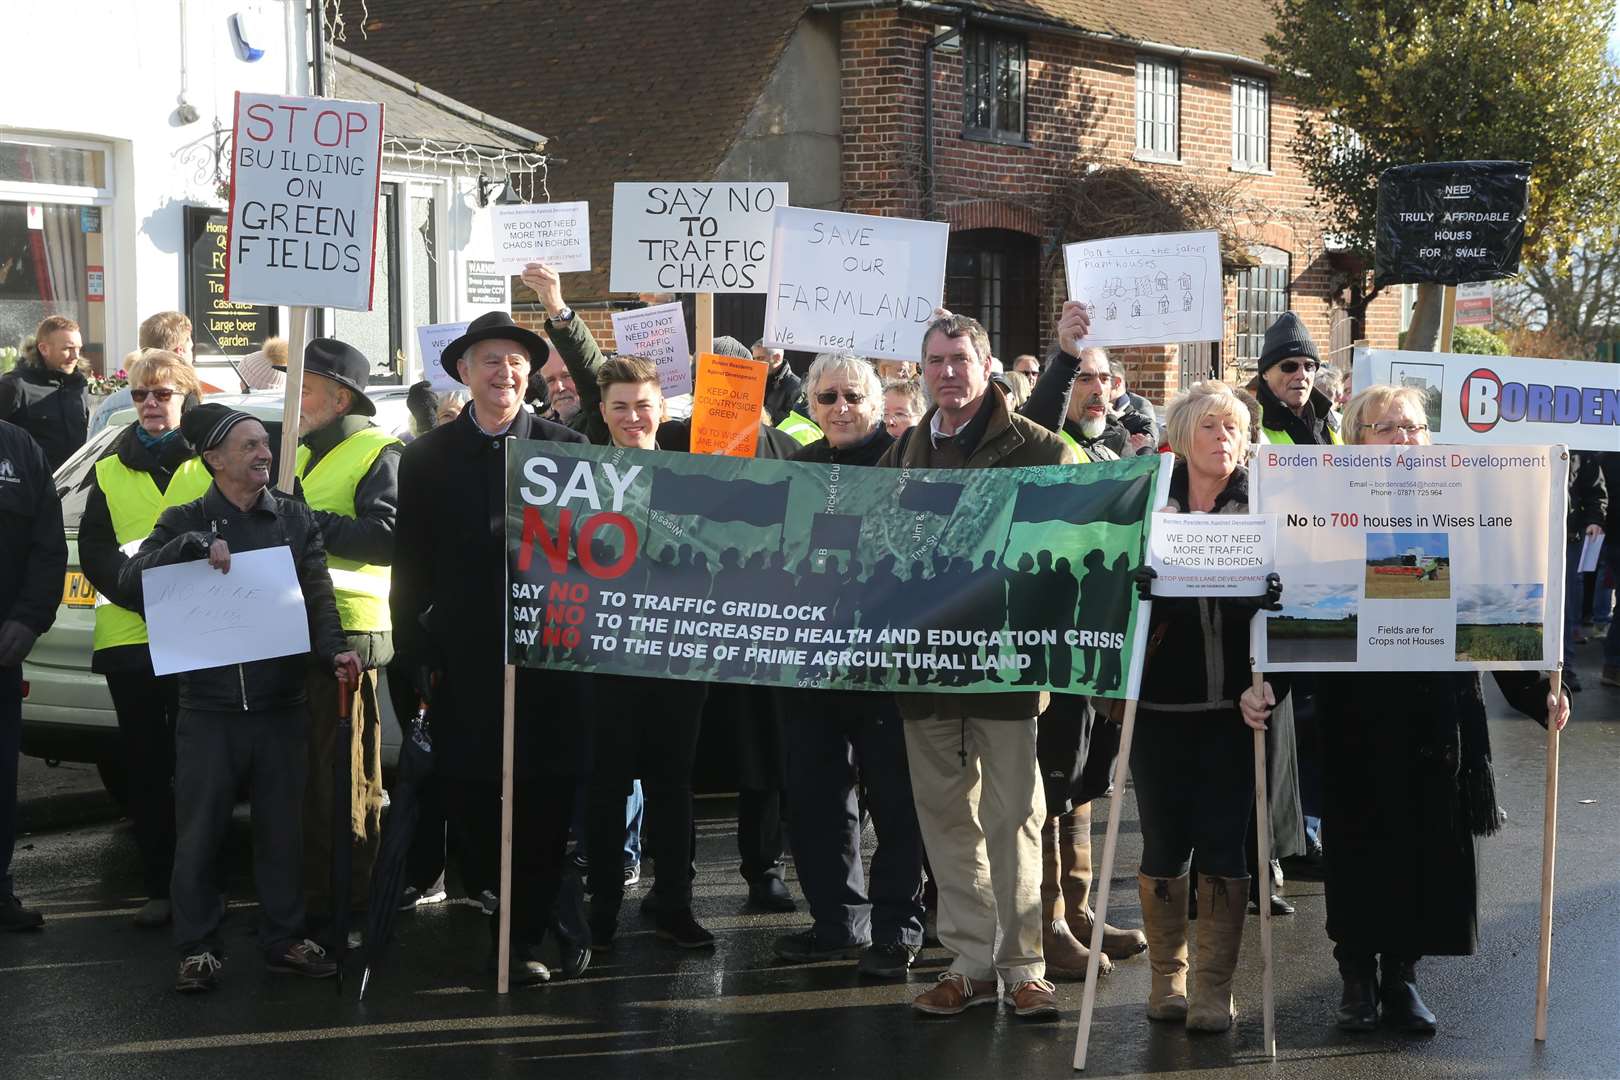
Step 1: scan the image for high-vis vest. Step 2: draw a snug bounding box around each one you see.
[92,454,213,651]
[1057,429,1095,463]
[1260,424,1343,446]
[776,411,823,446]
[295,426,398,632]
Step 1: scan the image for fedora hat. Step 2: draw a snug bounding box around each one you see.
[275,337,376,416]
[438,311,550,383]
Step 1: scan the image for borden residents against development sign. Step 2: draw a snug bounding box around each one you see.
[505,442,1168,698]
[227,92,384,311]
[1251,444,1566,672]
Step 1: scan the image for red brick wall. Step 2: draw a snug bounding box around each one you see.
[838,10,1400,404]
[515,306,620,352]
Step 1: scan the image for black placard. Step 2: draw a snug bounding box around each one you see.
[184,205,277,356]
[1373,161,1530,288]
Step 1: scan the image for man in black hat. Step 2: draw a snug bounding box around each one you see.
[390,311,592,986]
[1252,311,1341,446]
[120,403,358,993]
[286,339,401,934]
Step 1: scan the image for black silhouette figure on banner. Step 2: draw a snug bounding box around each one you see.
[1097,554,1134,692]
[862,554,903,684]
[898,559,930,686]
[969,550,1008,683]
[1008,553,1047,685]
[713,548,750,681]
[1048,556,1080,688]
[1076,550,1112,684]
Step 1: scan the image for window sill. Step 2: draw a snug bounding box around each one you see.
[1230,163,1274,176]
[961,129,1034,149]
[1134,151,1183,167]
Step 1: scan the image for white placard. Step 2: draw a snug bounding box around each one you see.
[1578,533,1603,574]
[1354,347,1619,453]
[611,182,787,293]
[610,303,692,396]
[1250,444,1566,671]
[1148,513,1275,596]
[490,201,591,274]
[417,321,469,393]
[1061,230,1223,348]
[763,207,949,362]
[144,546,313,677]
[226,92,385,311]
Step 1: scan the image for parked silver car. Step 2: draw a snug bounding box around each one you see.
[21,389,415,804]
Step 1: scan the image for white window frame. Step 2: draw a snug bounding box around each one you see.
[1230,74,1271,172]
[1135,56,1181,163]
[1234,245,1290,366]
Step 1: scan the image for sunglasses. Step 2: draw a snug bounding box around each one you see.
[815,390,866,405]
[1277,360,1320,374]
[130,388,177,403]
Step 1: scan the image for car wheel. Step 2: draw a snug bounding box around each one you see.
[96,759,130,810]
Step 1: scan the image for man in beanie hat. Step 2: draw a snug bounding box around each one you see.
[1251,312,1341,446]
[120,403,358,993]
[284,339,401,937]
[391,310,593,987]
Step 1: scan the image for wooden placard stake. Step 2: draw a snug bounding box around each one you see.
[496,664,517,994]
[1073,697,1139,1071]
[1251,674,1276,1059]
[1535,669,1562,1041]
[275,306,310,494]
[1438,284,1458,353]
[695,291,715,358]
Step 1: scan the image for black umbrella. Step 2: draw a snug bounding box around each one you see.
[330,667,357,994]
[360,692,434,1000]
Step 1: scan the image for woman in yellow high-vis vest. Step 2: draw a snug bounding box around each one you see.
[77,350,210,930]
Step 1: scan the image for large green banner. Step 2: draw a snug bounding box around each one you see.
[504,441,1168,699]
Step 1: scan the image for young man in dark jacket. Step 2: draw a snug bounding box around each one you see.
[0,315,91,471]
[120,404,357,992]
[0,418,67,931]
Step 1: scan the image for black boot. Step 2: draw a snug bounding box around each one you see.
[1335,954,1379,1032]
[1379,956,1437,1034]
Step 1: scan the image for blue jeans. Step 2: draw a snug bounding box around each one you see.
[571,779,643,868]
[0,665,20,899]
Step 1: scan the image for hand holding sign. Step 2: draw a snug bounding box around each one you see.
[519,262,567,318]
[1057,300,1092,356]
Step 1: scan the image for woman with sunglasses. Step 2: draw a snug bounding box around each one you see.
[1308,384,1570,1034]
[77,349,210,929]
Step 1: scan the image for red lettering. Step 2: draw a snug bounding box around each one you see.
[313,109,345,147]
[244,102,275,142]
[345,111,369,146]
[518,507,572,573]
[276,103,308,142]
[578,513,638,579]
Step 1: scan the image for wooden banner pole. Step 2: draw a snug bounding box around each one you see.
[695,291,715,358]
[496,663,516,994]
[275,306,310,494]
[1251,674,1276,1058]
[1438,284,1458,353]
[1073,696,1139,1071]
[1534,669,1563,1041]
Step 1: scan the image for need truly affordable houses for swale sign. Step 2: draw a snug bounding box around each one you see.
[1373,161,1530,288]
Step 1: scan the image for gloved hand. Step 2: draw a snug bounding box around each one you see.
[1231,572,1284,612]
[0,620,39,668]
[1131,564,1158,600]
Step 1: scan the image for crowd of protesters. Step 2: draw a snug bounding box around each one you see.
[0,274,1594,1040]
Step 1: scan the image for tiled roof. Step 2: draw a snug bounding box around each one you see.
[329,47,544,151]
[969,0,1277,66]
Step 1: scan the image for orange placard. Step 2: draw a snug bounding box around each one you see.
[690,352,767,457]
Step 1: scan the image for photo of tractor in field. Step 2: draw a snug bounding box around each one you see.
[1365,532,1451,600]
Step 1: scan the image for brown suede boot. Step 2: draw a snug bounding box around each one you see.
[1062,806,1148,960]
[1186,874,1248,1032]
[1137,872,1189,1021]
[1042,815,1110,979]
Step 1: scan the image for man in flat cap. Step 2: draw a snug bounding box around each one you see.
[285,339,401,936]
[391,311,592,986]
[120,403,358,993]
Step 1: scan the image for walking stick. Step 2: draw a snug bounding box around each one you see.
[332,661,356,994]
[1535,668,1562,1041]
[1251,673,1276,1058]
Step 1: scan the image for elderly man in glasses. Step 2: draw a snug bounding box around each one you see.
[1251,312,1341,446]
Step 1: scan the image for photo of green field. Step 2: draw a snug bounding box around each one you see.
[1455,583,1545,663]
[1365,532,1451,600]
[1266,585,1358,663]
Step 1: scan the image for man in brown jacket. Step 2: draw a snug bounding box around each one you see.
[877,313,1078,1021]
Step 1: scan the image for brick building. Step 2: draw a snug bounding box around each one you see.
[347,0,1400,404]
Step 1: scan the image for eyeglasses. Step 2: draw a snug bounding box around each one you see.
[815,390,866,406]
[1361,421,1429,436]
[130,388,177,403]
[1277,360,1320,374]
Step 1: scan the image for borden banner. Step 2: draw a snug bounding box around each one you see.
[1353,346,1619,453]
[505,442,1169,698]
[1251,443,1567,672]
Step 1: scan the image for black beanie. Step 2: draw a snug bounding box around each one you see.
[1257,311,1321,374]
[180,403,255,455]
